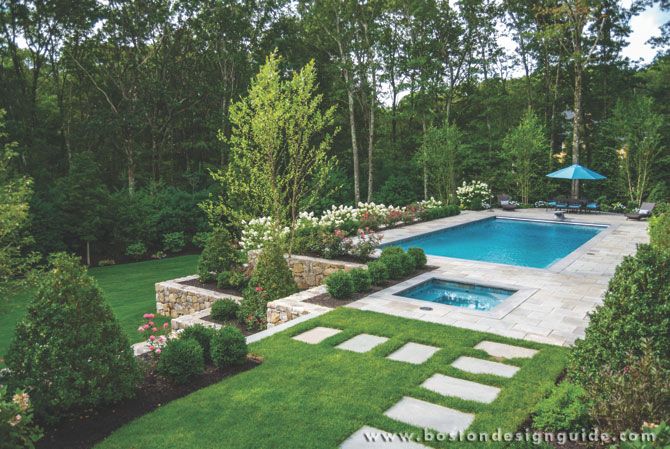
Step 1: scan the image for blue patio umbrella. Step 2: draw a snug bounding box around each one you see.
[546,164,607,180]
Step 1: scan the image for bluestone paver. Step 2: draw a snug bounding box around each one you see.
[451,356,519,378]
[474,341,538,359]
[421,373,501,404]
[384,396,474,435]
[292,326,341,344]
[386,342,440,364]
[340,426,432,449]
[336,334,389,353]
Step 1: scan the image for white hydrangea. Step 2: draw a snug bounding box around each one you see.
[456,181,492,209]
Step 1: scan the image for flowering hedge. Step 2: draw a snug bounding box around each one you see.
[456,181,492,210]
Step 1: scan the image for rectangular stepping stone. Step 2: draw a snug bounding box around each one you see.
[384,396,474,435]
[292,326,341,344]
[421,373,500,404]
[475,341,538,359]
[336,334,389,353]
[386,342,440,365]
[451,356,519,378]
[340,426,432,449]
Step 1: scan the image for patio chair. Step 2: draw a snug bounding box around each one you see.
[585,200,599,213]
[555,198,568,210]
[497,194,516,211]
[546,198,557,210]
[625,202,656,220]
[567,200,583,213]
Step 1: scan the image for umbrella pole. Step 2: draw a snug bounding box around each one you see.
[571,179,580,199]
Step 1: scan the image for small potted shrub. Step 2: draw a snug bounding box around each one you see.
[325,270,354,299]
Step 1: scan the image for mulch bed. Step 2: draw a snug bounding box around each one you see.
[305,265,438,308]
[179,278,244,296]
[199,315,256,337]
[37,355,262,449]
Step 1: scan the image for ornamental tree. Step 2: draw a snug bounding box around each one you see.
[417,122,464,204]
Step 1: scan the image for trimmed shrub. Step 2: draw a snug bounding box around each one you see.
[533,382,590,432]
[325,270,355,299]
[163,231,186,253]
[349,268,372,293]
[125,241,147,260]
[197,226,240,282]
[380,246,404,258]
[367,260,389,286]
[249,243,298,300]
[237,287,269,331]
[157,338,204,385]
[210,299,239,322]
[5,253,139,421]
[180,324,216,364]
[649,212,670,252]
[216,270,247,289]
[380,252,406,279]
[407,247,427,269]
[210,326,248,369]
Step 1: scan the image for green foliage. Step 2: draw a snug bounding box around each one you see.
[407,247,427,269]
[163,232,186,253]
[569,244,670,387]
[179,324,216,364]
[192,231,211,249]
[533,382,590,432]
[197,227,240,282]
[418,122,463,202]
[501,110,548,204]
[249,243,298,300]
[216,270,247,289]
[616,422,670,449]
[349,268,372,293]
[417,205,460,221]
[157,338,204,385]
[379,247,415,279]
[375,176,420,206]
[5,253,139,421]
[210,299,240,322]
[237,288,269,331]
[325,270,354,299]
[380,246,404,257]
[210,326,248,369]
[125,242,148,260]
[0,385,42,449]
[649,212,670,252]
[366,261,389,286]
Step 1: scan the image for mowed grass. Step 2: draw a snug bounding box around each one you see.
[96,308,567,449]
[0,255,198,365]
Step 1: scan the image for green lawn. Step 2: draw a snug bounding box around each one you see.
[0,255,198,365]
[96,308,567,449]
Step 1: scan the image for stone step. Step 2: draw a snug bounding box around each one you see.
[340,426,433,449]
[451,356,519,378]
[421,373,500,404]
[386,342,440,365]
[292,326,342,344]
[474,341,538,359]
[336,334,389,353]
[384,396,474,435]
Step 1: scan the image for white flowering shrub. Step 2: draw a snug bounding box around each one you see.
[456,181,492,210]
[417,197,444,210]
[240,217,289,251]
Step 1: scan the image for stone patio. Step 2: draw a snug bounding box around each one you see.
[348,209,648,346]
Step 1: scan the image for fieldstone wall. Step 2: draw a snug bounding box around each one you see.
[266,286,331,327]
[248,251,365,289]
[155,274,242,318]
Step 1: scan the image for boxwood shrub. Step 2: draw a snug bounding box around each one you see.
[211,326,248,369]
[407,247,427,269]
[349,268,372,293]
[366,260,389,286]
[210,298,239,322]
[180,324,216,364]
[325,270,354,299]
[157,338,204,385]
[533,382,590,432]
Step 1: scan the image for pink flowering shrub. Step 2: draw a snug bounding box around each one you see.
[138,313,171,355]
[349,228,383,260]
[0,384,42,448]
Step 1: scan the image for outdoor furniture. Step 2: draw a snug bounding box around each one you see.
[546,199,557,210]
[555,198,568,210]
[567,200,583,213]
[625,202,656,220]
[497,194,516,211]
[585,200,599,213]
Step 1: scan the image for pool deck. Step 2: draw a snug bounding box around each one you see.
[348,209,649,346]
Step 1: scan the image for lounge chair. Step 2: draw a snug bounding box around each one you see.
[546,199,557,210]
[567,200,583,213]
[625,202,655,220]
[585,200,599,213]
[555,198,568,210]
[497,194,516,211]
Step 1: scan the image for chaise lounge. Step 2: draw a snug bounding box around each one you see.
[625,202,655,220]
[497,194,516,211]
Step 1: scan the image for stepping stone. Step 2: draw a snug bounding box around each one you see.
[384,396,474,435]
[474,341,538,359]
[292,326,341,344]
[386,342,440,365]
[340,426,432,449]
[421,373,500,404]
[451,356,519,378]
[336,334,389,353]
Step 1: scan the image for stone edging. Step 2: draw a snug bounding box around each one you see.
[155,274,243,318]
[266,285,332,327]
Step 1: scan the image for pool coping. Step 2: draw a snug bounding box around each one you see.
[375,272,539,320]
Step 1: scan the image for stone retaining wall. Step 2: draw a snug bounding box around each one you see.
[155,275,242,318]
[266,286,331,327]
[248,252,365,289]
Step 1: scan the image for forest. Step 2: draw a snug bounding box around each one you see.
[1,0,669,265]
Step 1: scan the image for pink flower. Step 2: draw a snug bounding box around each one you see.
[143,324,150,330]
[143,313,155,319]
[158,336,166,343]
[255,286,263,292]
[155,348,161,355]
[163,322,169,329]
[152,327,158,332]
[148,321,154,326]
[149,335,156,341]
[137,326,145,333]
[148,345,155,351]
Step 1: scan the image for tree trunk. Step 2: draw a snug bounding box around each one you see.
[571,60,583,199]
[86,241,91,267]
[367,69,375,202]
[422,120,428,200]
[344,68,360,204]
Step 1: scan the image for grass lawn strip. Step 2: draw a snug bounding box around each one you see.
[95,308,567,449]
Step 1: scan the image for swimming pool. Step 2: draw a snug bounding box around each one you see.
[387,217,605,268]
[395,278,516,311]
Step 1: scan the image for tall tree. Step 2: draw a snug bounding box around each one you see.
[418,121,463,203]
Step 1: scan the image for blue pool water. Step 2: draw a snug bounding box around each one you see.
[396,278,515,311]
[389,218,604,268]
